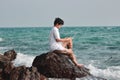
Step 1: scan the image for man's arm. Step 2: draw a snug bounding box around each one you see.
[53,27,72,42]
[56,37,71,42]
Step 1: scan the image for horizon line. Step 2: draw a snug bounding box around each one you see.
[0,25,120,28]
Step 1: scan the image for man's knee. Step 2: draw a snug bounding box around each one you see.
[69,37,72,41]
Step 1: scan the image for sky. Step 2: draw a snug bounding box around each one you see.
[0,0,120,27]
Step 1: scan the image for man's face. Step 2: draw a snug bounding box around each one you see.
[58,25,62,29]
[56,24,62,29]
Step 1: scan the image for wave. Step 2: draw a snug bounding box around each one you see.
[87,64,120,80]
[0,38,4,42]
[13,53,35,67]
[0,47,9,50]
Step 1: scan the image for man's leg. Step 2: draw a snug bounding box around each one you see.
[62,37,83,67]
[53,49,83,67]
[66,49,83,67]
[62,37,73,49]
[69,38,73,49]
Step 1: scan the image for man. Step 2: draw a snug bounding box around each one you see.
[49,17,83,67]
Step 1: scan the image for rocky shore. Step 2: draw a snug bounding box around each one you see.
[0,50,107,80]
[0,50,46,80]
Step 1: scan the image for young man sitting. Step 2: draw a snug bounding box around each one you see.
[49,17,83,67]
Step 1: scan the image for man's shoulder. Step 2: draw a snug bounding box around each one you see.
[53,27,58,31]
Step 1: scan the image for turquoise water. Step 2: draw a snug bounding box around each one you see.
[0,27,120,80]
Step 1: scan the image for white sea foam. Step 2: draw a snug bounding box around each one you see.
[0,47,13,52]
[13,52,35,67]
[0,47,8,50]
[87,64,120,80]
[0,38,3,42]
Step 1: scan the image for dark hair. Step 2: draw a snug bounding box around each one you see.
[54,17,64,26]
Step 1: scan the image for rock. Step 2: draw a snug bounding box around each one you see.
[0,49,106,80]
[0,50,15,80]
[4,49,17,61]
[0,54,10,62]
[0,50,47,80]
[10,66,46,80]
[32,51,91,79]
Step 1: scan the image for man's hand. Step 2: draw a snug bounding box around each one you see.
[65,37,72,42]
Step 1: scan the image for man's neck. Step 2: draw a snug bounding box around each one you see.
[54,26,59,29]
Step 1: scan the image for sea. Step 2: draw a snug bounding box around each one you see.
[0,26,120,80]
